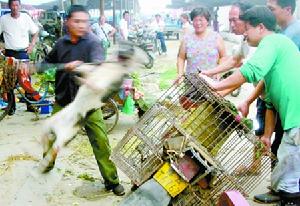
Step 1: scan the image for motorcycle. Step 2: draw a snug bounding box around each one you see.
[128,27,156,69]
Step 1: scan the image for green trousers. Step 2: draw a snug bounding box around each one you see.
[53,104,119,185]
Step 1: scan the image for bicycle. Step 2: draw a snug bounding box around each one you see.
[0,56,54,121]
[33,31,55,64]
[100,75,150,133]
[128,28,155,69]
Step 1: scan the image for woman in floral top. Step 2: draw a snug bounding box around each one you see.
[177,7,226,79]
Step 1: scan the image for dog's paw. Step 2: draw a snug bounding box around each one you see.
[41,133,56,158]
[39,148,58,173]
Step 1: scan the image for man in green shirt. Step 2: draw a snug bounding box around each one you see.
[208,6,300,204]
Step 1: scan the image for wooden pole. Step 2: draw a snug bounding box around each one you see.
[70,0,76,5]
[100,0,104,15]
[120,0,123,19]
[59,0,64,11]
[113,0,116,44]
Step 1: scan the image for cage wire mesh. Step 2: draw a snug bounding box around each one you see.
[112,74,276,205]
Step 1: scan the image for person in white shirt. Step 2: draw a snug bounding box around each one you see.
[91,15,116,42]
[152,14,167,54]
[91,15,116,59]
[119,11,129,40]
[0,0,39,114]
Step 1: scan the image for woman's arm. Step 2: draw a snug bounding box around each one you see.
[176,40,186,77]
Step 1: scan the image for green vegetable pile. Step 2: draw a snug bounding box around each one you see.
[32,68,56,94]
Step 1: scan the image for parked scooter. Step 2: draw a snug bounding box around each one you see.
[128,27,156,69]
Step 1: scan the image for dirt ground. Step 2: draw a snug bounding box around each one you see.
[0,40,275,206]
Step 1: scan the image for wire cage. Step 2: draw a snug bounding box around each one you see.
[172,185,207,206]
[112,74,275,204]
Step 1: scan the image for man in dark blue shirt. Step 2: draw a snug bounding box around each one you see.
[42,5,125,196]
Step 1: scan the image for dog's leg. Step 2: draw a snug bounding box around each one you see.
[39,112,82,173]
[41,132,56,158]
[39,146,59,173]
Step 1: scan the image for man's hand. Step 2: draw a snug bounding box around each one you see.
[199,73,217,88]
[201,70,214,77]
[64,61,83,71]
[173,75,184,85]
[238,101,250,117]
[260,135,271,151]
[26,44,34,54]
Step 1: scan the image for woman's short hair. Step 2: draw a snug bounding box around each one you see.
[180,13,190,21]
[190,7,211,22]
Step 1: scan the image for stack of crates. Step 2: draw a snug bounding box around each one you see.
[112,74,275,205]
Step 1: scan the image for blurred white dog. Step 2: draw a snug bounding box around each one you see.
[39,42,149,173]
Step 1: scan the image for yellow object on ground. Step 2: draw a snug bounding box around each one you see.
[154,162,188,197]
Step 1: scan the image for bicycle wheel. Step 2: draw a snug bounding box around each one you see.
[0,91,14,121]
[144,54,154,69]
[34,49,45,64]
[17,78,54,104]
[101,98,119,133]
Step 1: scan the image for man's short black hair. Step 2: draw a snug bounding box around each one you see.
[8,0,20,7]
[232,1,254,15]
[123,10,129,18]
[190,7,211,21]
[240,6,277,31]
[276,0,296,13]
[66,5,89,19]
